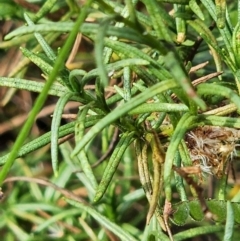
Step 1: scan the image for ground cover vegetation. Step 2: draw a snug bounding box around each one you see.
[0,0,240,240]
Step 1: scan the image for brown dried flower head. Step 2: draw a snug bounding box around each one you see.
[185,126,240,178]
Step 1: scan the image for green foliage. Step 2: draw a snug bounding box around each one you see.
[0,0,240,240]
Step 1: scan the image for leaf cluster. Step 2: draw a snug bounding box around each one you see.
[0,0,240,240]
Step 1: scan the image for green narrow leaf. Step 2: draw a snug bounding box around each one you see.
[71,79,177,156]
[32,0,58,22]
[24,13,56,61]
[123,67,131,101]
[20,47,71,89]
[81,58,149,88]
[128,103,188,115]
[94,131,135,202]
[187,19,222,75]
[69,69,87,93]
[218,173,228,200]
[0,77,68,97]
[4,22,149,45]
[232,202,240,223]
[197,83,240,111]
[201,0,233,59]
[157,0,190,4]
[20,47,53,75]
[173,147,188,201]
[173,225,223,241]
[0,115,105,165]
[0,0,93,186]
[238,0,240,23]
[77,151,98,191]
[232,22,240,68]
[164,113,199,201]
[34,209,82,232]
[147,232,170,241]
[189,0,204,20]
[6,219,29,241]
[142,0,173,47]
[215,0,226,28]
[125,0,138,24]
[95,17,115,87]
[234,69,240,94]
[75,105,92,140]
[51,92,76,176]
[60,142,96,197]
[0,2,22,19]
[174,4,186,43]
[95,77,110,112]
[164,50,206,110]
[75,105,98,190]
[66,198,138,241]
[101,0,134,64]
[223,201,234,241]
[104,38,171,81]
[0,121,74,165]
[202,114,240,128]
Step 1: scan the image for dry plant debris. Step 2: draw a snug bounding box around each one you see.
[185,126,240,178]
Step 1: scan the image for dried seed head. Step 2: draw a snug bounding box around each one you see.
[185,126,239,177]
